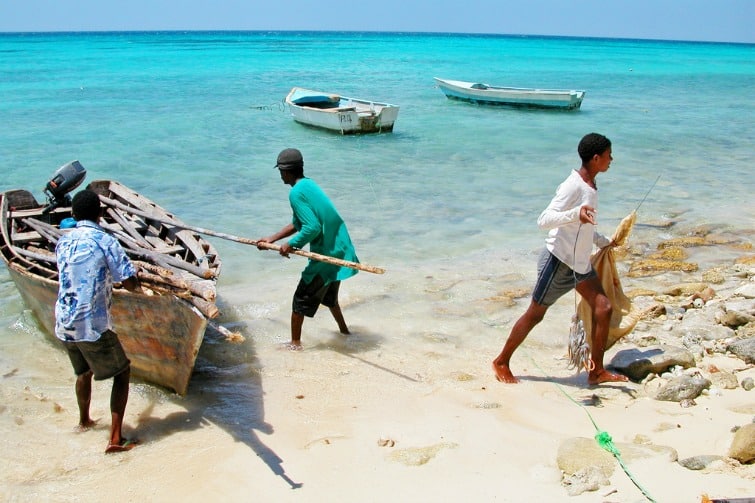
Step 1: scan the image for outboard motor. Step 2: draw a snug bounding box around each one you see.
[42,160,87,214]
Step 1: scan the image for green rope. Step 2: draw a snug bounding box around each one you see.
[525,351,658,503]
[593,430,657,503]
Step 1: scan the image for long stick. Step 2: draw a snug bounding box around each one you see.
[121,241,216,279]
[98,194,386,275]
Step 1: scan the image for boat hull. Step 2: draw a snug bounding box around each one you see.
[7,264,207,395]
[434,78,584,110]
[286,87,399,134]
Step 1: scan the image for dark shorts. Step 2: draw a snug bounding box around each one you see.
[292,275,340,318]
[532,249,597,307]
[63,330,130,381]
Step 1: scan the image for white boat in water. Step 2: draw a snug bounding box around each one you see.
[434,77,585,110]
[285,87,399,134]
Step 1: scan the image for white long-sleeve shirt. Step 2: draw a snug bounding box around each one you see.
[537,169,611,274]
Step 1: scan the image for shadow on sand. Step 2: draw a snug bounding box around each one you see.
[133,321,302,489]
[310,326,419,383]
[518,372,637,398]
[131,320,412,490]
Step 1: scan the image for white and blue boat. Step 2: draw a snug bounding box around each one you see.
[434,77,585,110]
[285,87,400,134]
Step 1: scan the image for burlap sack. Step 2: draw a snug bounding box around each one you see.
[577,211,640,350]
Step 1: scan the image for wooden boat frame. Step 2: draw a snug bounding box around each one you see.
[0,180,221,394]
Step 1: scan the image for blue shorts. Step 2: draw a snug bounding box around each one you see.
[532,249,597,306]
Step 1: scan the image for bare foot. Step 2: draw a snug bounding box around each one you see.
[105,438,138,454]
[74,419,97,432]
[281,342,302,351]
[492,362,519,383]
[588,369,628,385]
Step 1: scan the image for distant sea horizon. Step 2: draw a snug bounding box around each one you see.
[1,29,752,46]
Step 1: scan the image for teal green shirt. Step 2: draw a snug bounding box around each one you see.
[288,178,359,284]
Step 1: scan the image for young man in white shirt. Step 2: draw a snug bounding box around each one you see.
[492,133,629,386]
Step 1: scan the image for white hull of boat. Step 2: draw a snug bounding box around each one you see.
[286,87,399,134]
[434,78,585,110]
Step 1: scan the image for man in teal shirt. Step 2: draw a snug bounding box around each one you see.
[259,148,359,349]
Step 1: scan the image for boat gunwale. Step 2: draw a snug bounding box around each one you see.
[285,87,398,111]
[434,77,585,96]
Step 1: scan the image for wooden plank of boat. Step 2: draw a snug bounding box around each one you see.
[434,77,585,110]
[0,180,222,395]
[284,86,400,134]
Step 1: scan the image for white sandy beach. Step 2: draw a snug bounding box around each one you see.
[2,222,755,503]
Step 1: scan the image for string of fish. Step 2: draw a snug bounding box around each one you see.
[567,222,593,374]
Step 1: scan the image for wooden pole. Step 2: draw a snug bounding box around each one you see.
[98,194,386,275]
[121,242,216,279]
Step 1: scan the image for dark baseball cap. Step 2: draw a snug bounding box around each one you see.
[275,148,303,170]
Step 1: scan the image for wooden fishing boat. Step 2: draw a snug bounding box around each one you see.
[434,77,585,110]
[285,86,400,134]
[0,174,221,395]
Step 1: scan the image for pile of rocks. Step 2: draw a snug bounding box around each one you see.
[559,226,755,496]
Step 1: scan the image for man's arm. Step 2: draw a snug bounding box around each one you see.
[120,275,140,292]
[258,223,296,256]
[260,223,296,244]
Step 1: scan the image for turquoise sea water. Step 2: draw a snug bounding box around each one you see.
[1,30,753,382]
[2,33,753,266]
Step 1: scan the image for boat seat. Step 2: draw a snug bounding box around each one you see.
[11,230,45,244]
[146,241,186,255]
[10,206,69,218]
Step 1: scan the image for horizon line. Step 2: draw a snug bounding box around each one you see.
[0,29,752,46]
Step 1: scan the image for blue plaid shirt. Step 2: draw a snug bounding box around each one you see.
[54,220,136,342]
